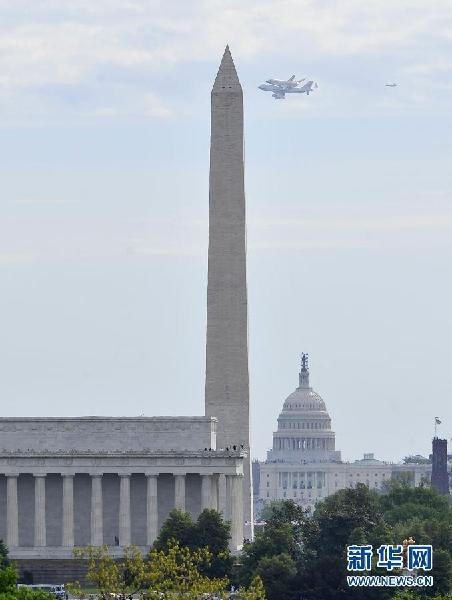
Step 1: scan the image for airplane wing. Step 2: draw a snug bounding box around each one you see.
[287,81,315,94]
[288,75,296,81]
[272,90,286,100]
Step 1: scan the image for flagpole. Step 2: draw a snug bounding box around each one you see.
[434,417,441,438]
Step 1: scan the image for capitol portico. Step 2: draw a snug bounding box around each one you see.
[0,417,245,559]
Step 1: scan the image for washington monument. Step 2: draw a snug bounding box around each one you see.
[205,46,252,534]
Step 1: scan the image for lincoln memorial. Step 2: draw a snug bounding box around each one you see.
[0,417,245,561]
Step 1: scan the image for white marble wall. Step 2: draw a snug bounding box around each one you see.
[0,417,217,453]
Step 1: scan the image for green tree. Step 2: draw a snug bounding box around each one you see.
[154,508,233,578]
[240,522,297,581]
[144,540,229,598]
[68,541,265,599]
[393,592,452,600]
[403,456,431,465]
[308,484,391,556]
[298,485,393,600]
[244,485,452,600]
[254,554,297,600]
[426,548,452,597]
[153,508,194,551]
[240,501,308,599]
[378,482,451,533]
[193,509,230,554]
[240,576,267,600]
[70,545,124,597]
[0,564,17,595]
[0,541,8,570]
[260,499,309,548]
[0,572,53,599]
[192,509,233,578]
[0,541,52,599]
[0,589,54,600]
[379,481,452,597]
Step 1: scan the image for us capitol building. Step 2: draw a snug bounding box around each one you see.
[256,354,432,514]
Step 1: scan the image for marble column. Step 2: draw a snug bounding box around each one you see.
[201,474,212,511]
[224,474,231,522]
[226,474,244,551]
[146,474,158,546]
[62,474,74,547]
[211,474,220,512]
[90,474,103,546]
[34,474,46,547]
[119,474,131,546]
[6,474,19,548]
[174,475,185,511]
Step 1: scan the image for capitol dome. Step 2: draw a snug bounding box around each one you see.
[267,354,341,464]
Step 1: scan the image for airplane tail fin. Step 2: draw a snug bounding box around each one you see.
[301,80,314,92]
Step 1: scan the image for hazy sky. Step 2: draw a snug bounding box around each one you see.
[1,0,451,462]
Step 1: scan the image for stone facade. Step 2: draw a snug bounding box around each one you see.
[0,417,245,558]
[0,416,217,453]
[259,456,431,512]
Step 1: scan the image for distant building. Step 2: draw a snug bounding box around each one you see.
[266,353,341,465]
[431,437,448,495]
[256,355,433,516]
